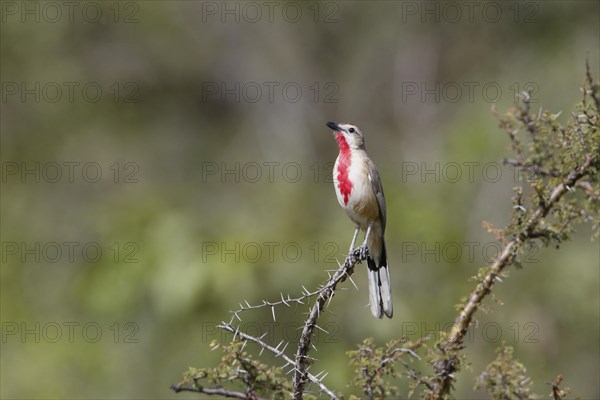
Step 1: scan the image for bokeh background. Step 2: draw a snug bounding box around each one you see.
[1,1,599,399]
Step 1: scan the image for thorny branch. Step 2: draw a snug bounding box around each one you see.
[171,384,260,400]
[431,156,596,400]
[224,246,367,400]
[367,342,433,398]
[292,246,369,399]
[172,244,367,400]
[429,68,599,398]
[217,322,339,399]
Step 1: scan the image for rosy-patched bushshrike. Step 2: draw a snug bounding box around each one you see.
[326,121,392,319]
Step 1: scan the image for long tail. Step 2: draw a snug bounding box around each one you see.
[366,239,393,319]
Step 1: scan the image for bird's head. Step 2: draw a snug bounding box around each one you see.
[326,121,365,150]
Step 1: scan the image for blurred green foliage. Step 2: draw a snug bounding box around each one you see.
[1,1,599,399]
[475,346,536,399]
[174,340,292,399]
[346,337,428,399]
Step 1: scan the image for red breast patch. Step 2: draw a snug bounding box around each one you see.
[335,133,353,205]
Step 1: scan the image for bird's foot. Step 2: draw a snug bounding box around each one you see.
[357,244,369,259]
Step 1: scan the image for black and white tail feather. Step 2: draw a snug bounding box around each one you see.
[367,241,393,319]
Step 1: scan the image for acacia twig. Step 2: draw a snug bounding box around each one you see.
[175,245,367,400]
[170,383,260,399]
[217,322,340,400]
[371,347,432,396]
[430,154,596,399]
[292,246,369,399]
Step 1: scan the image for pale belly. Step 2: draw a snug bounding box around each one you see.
[333,154,380,230]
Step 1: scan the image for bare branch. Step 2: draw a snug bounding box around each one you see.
[218,322,340,400]
[170,383,260,399]
[292,246,369,399]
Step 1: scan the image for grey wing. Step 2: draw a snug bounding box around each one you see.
[367,160,387,231]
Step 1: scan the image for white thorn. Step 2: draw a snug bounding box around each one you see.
[345,271,359,291]
[327,294,334,308]
[314,324,330,334]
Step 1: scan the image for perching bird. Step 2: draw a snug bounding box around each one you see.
[326,121,392,319]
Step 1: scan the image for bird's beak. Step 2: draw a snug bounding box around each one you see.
[326,121,343,132]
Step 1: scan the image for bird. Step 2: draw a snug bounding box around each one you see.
[326,121,392,318]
